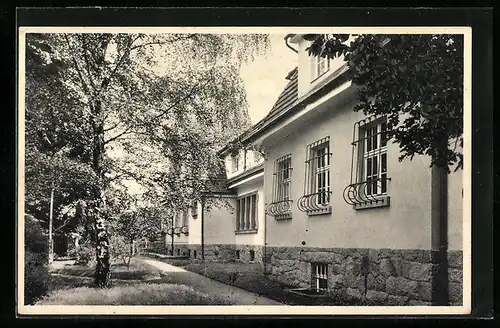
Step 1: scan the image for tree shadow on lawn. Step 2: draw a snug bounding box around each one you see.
[148,258,321,305]
[50,257,160,281]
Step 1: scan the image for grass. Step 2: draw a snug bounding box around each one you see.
[39,257,233,305]
[36,283,235,305]
[153,257,316,305]
[152,256,382,306]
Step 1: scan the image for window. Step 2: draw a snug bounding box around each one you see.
[312,263,328,292]
[254,152,263,164]
[278,156,292,202]
[188,249,191,258]
[231,153,240,173]
[249,250,255,262]
[363,121,388,196]
[311,53,331,81]
[298,137,332,215]
[182,210,188,227]
[265,154,293,220]
[194,250,197,258]
[236,193,258,233]
[343,116,391,209]
[236,250,240,260]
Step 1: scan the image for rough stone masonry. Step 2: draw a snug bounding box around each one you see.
[265,246,463,306]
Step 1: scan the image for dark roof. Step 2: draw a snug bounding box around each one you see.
[218,64,350,156]
[216,69,297,156]
[263,67,298,122]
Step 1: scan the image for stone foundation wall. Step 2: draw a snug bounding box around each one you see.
[265,246,463,306]
[166,244,263,263]
[234,245,264,263]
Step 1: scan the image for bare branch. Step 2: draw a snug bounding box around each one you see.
[80,35,98,91]
[151,76,213,122]
[103,120,123,132]
[104,128,136,145]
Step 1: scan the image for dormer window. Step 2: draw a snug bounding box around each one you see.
[311,54,331,81]
[231,153,240,173]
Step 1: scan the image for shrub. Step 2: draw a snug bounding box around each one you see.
[68,242,95,266]
[110,235,133,266]
[25,251,51,304]
[24,214,50,305]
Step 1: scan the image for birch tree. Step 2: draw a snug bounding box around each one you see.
[25,32,269,287]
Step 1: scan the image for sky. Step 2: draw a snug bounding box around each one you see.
[239,34,298,124]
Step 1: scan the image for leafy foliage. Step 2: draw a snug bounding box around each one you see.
[24,214,51,304]
[25,32,269,285]
[307,34,463,171]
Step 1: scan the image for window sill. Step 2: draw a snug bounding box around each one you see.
[274,213,292,221]
[235,229,258,235]
[353,196,390,210]
[310,69,330,84]
[306,206,332,217]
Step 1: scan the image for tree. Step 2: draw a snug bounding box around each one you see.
[306,34,463,305]
[110,196,166,267]
[25,32,269,287]
[25,35,97,263]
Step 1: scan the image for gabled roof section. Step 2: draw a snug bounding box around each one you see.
[263,67,298,122]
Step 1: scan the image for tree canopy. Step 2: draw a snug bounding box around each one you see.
[24,32,269,285]
[306,34,463,172]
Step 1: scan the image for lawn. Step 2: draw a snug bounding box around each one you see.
[37,283,235,305]
[38,257,232,305]
[151,257,321,305]
[50,258,159,281]
[151,257,381,306]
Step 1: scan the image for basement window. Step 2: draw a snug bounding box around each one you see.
[249,250,255,262]
[312,263,328,292]
[236,250,240,260]
[193,250,197,258]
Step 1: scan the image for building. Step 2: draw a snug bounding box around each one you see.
[164,34,463,306]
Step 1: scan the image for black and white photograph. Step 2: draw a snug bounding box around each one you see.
[17,23,472,316]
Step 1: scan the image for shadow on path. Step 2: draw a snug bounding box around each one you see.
[137,256,283,305]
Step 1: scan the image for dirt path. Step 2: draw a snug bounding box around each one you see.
[137,257,282,305]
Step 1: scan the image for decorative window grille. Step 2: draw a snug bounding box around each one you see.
[231,153,240,173]
[265,154,293,220]
[343,115,391,209]
[236,193,258,233]
[297,137,332,215]
[312,263,328,292]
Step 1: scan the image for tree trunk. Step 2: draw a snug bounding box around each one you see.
[91,98,111,288]
[431,162,449,305]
